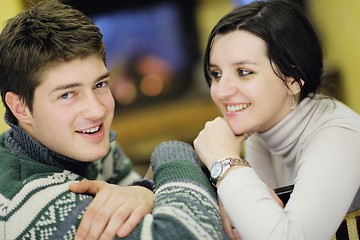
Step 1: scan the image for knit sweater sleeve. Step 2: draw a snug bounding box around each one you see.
[59,141,226,239]
[120,141,227,239]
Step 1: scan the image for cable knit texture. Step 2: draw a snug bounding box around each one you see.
[151,140,199,169]
[0,127,226,239]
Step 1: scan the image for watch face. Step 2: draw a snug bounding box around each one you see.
[210,162,223,179]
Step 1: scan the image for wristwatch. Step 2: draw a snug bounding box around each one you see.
[210,157,250,186]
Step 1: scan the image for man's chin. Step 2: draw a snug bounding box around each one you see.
[75,149,109,162]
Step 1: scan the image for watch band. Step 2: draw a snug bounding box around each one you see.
[210,157,251,187]
[226,157,251,168]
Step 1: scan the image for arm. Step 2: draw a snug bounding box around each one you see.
[71,138,152,239]
[219,187,283,240]
[146,140,227,239]
[245,135,278,188]
[218,127,360,240]
[70,141,227,240]
[69,181,154,239]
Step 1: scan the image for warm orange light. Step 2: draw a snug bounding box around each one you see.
[140,74,164,97]
[111,79,137,105]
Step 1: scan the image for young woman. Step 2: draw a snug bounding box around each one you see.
[194,0,360,239]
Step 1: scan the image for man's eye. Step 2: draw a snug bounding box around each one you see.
[95,81,109,89]
[60,92,74,99]
[237,69,253,76]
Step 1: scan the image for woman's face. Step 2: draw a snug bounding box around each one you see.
[209,30,294,135]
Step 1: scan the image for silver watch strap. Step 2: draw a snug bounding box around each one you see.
[225,157,251,168]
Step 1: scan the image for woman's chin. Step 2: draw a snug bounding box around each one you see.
[233,129,256,137]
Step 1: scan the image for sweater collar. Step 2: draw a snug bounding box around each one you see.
[3,110,115,178]
[255,97,316,163]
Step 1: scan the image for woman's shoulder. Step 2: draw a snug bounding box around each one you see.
[305,95,360,127]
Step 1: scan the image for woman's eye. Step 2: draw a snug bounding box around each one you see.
[210,70,222,80]
[237,69,253,76]
[60,92,74,99]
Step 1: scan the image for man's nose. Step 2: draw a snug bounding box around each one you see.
[81,93,106,120]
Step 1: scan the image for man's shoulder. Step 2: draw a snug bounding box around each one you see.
[0,169,85,202]
[0,143,70,195]
[0,170,92,239]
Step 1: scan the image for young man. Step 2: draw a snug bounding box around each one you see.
[0,1,226,239]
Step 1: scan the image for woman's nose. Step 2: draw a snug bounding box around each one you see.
[215,76,237,99]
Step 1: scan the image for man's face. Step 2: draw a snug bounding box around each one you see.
[23,55,115,162]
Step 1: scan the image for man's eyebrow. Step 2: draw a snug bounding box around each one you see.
[94,72,111,85]
[51,72,110,93]
[96,72,110,82]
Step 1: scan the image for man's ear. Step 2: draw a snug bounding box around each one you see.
[5,92,32,124]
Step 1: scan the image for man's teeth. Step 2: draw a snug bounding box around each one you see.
[226,103,250,112]
[80,126,100,133]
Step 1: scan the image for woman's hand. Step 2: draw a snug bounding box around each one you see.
[69,180,154,240]
[194,117,247,169]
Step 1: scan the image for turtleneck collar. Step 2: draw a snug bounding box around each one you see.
[255,96,320,164]
[3,110,116,179]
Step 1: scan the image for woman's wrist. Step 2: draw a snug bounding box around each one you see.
[215,165,245,187]
[210,157,250,187]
